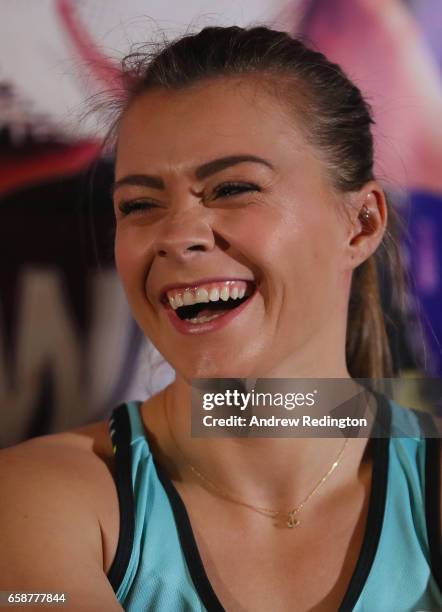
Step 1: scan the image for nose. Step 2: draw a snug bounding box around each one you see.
[154,207,215,261]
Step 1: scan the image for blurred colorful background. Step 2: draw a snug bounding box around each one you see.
[1,0,441,446]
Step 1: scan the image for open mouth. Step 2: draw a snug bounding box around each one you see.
[175,291,251,321]
[161,280,256,324]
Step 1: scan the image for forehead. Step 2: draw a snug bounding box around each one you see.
[115,77,311,176]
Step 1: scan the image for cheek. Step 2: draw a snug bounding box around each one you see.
[288,228,346,320]
[114,231,132,286]
[114,228,148,299]
[269,209,342,305]
[225,205,294,266]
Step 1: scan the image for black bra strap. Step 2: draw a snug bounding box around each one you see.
[106,404,135,593]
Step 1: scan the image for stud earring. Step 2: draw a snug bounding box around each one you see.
[359,205,371,221]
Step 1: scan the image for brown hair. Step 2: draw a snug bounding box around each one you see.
[111,25,407,378]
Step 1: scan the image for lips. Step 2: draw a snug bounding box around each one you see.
[155,276,257,333]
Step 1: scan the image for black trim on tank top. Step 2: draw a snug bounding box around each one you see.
[155,462,226,612]
[425,434,442,591]
[106,404,135,593]
[338,391,391,611]
[409,406,442,591]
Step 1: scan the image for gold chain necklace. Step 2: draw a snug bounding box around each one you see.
[164,402,349,529]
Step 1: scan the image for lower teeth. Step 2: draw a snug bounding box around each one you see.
[186,313,224,324]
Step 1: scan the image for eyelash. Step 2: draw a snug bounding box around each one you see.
[212,181,260,199]
[117,182,260,216]
[118,200,156,216]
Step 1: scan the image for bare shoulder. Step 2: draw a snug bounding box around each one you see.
[0,420,121,611]
[1,414,109,466]
[0,418,118,524]
[27,416,115,457]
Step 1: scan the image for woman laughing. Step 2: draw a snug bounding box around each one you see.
[1,26,441,612]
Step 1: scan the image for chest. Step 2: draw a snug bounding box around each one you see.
[175,473,371,612]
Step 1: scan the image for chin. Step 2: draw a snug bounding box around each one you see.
[179,358,255,381]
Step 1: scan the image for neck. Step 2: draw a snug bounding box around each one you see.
[160,370,368,510]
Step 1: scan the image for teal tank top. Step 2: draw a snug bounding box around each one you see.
[106,393,442,611]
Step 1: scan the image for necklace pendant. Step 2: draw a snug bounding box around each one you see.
[287,511,300,528]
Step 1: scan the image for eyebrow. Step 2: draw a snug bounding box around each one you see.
[111,154,274,195]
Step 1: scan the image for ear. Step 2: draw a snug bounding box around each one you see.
[345,181,388,270]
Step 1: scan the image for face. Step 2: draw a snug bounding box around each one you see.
[113,77,353,380]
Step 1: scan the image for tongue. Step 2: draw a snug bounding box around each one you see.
[196,306,229,318]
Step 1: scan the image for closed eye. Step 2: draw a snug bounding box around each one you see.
[213,182,260,199]
[117,182,259,215]
[117,200,159,216]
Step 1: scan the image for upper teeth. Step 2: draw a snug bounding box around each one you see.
[166,281,248,310]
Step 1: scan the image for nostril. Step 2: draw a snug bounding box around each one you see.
[157,244,207,257]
